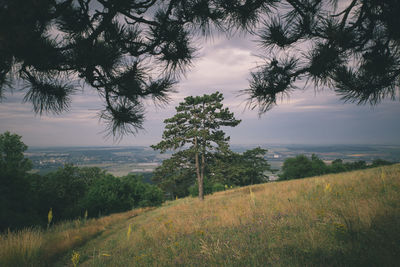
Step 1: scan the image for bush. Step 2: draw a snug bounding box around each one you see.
[137,184,163,207]
[279,155,314,180]
[371,159,393,168]
[82,175,133,217]
[82,174,164,217]
[121,175,163,207]
[280,155,394,181]
[212,183,225,192]
[189,179,213,197]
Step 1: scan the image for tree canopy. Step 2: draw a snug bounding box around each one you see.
[210,147,271,186]
[0,131,32,176]
[152,150,196,199]
[243,0,400,113]
[0,132,34,229]
[1,0,399,136]
[152,147,272,199]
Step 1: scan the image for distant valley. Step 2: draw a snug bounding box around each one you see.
[25,144,400,177]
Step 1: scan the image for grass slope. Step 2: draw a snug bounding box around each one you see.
[0,208,152,267]
[2,164,400,266]
[60,164,400,267]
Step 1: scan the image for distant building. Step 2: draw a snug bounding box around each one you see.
[269,175,279,181]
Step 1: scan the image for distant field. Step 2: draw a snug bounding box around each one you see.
[32,163,159,177]
[3,164,398,266]
[27,144,400,176]
[77,163,159,177]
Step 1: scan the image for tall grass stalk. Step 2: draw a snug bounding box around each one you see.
[47,208,53,229]
[0,229,43,267]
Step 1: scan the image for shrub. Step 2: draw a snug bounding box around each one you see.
[212,183,225,192]
[189,179,213,197]
[138,184,163,207]
[82,175,133,217]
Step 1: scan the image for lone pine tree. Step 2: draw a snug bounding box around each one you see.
[152,92,240,200]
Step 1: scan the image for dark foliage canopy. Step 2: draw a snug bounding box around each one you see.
[152,92,241,153]
[243,0,400,113]
[279,153,394,180]
[152,147,271,199]
[0,131,32,175]
[152,150,196,198]
[210,147,271,186]
[0,132,34,229]
[1,0,399,136]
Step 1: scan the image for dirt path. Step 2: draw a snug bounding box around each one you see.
[53,208,155,267]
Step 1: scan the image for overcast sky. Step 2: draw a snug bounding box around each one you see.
[1,33,399,147]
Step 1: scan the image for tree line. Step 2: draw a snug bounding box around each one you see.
[0,132,163,231]
[279,154,394,181]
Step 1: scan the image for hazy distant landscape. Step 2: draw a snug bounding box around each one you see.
[25,146,172,176]
[26,144,400,177]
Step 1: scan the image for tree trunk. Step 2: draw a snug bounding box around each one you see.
[194,136,203,200]
[200,149,205,199]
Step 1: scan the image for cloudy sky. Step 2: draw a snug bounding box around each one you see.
[1,33,399,147]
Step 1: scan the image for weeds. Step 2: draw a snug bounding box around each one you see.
[47,208,53,229]
[71,250,80,267]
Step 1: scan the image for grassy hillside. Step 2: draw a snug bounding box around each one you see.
[2,165,400,266]
[0,208,152,267]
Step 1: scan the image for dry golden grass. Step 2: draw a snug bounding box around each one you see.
[0,208,151,267]
[72,164,400,266]
[0,229,43,266]
[2,165,400,266]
